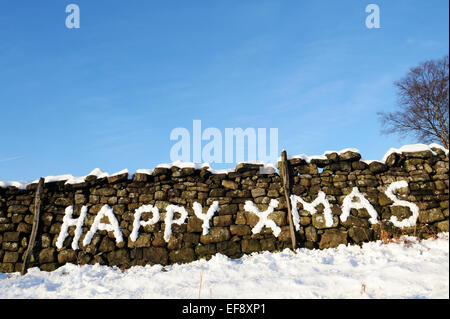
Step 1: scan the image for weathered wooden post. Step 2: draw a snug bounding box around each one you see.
[280,150,297,252]
[21,177,45,275]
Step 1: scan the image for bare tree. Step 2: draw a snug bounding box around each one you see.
[378,55,449,149]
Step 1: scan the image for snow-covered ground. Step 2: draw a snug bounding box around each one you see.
[0,233,448,299]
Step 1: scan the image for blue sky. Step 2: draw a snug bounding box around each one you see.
[0,0,448,181]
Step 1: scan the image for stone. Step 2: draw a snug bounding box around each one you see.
[260,238,276,251]
[183,233,199,247]
[251,188,266,198]
[310,158,330,168]
[390,206,413,219]
[385,153,399,167]
[169,248,195,264]
[277,227,293,242]
[209,188,225,197]
[195,244,216,258]
[405,150,433,159]
[152,167,170,176]
[435,220,449,232]
[3,232,19,242]
[2,242,18,252]
[152,232,166,247]
[419,208,445,224]
[267,189,279,198]
[241,239,261,253]
[352,161,368,170]
[133,173,150,182]
[435,181,446,190]
[7,205,28,214]
[235,163,262,173]
[40,263,58,272]
[268,211,286,226]
[230,224,251,236]
[340,151,361,162]
[3,251,19,263]
[108,173,128,184]
[200,227,231,244]
[133,233,152,248]
[41,213,53,226]
[300,216,311,226]
[222,180,238,190]
[319,230,348,249]
[311,214,339,229]
[55,197,72,206]
[40,233,52,248]
[39,248,56,263]
[187,217,203,233]
[411,173,430,182]
[235,212,247,225]
[0,224,14,232]
[154,191,166,200]
[213,215,233,227]
[216,241,241,256]
[57,250,77,264]
[99,237,116,252]
[107,249,130,265]
[167,233,183,250]
[378,193,393,206]
[292,185,305,195]
[74,194,87,204]
[139,194,153,202]
[0,263,14,273]
[143,247,168,265]
[92,187,116,196]
[349,227,372,243]
[181,191,197,199]
[341,216,369,228]
[368,162,388,174]
[305,226,318,242]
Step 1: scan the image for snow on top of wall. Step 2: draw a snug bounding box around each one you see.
[0,143,448,189]
[284,143,448,165]
[0,180,29,190]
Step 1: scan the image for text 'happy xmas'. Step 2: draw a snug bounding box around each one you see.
[56,181,419,250]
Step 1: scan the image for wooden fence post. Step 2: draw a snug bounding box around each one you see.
[21,177,45,275]
[281,150,297,252]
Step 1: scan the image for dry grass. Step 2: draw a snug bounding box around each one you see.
[360,283,366,295]
[198,270,203,299]
[379,223,441,248]
[379,226,411,247]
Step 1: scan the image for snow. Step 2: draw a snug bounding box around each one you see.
[193,201,220,235]
[156,160,276,175]
[284,148,361,163]
[56,205,88,250]
[290,191,334,229]
[0,233,447,299]
[163,205,189,242]
[82,205,123,246]
[244,199,281,237]
[130,205,160,242]
[282,143,448,165]
[385,181,420,228]
[0,180,28,190]
[340,187,379,225]
[381,144,437,163]
[135,169,154,175]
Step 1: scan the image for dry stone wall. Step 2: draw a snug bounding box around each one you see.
[0,146,448,273]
